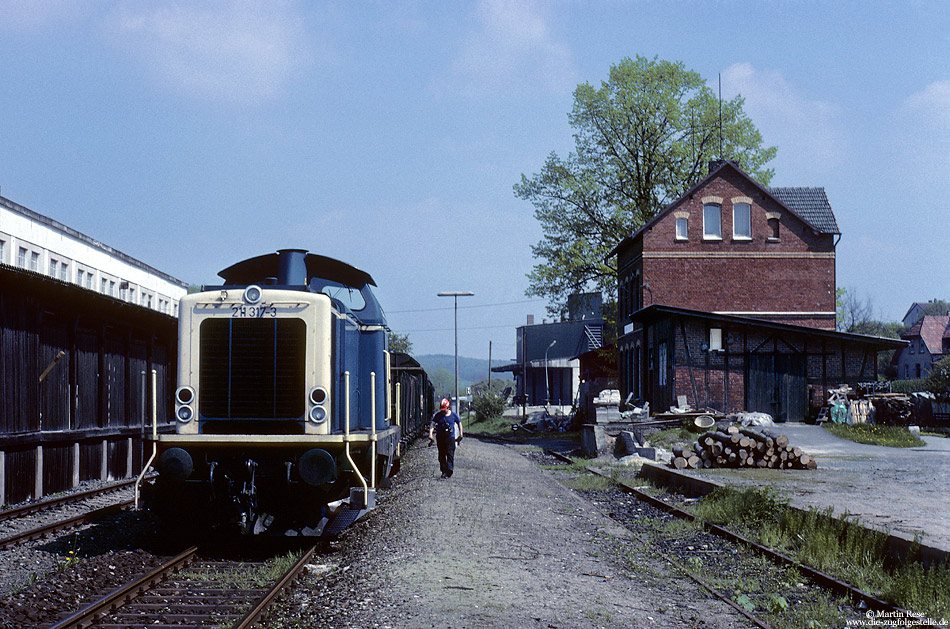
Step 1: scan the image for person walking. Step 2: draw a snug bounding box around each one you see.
[429,398,463,478]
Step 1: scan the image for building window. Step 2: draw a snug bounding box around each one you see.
[904,365,909,378]
[709,327,723,351]
[60,262,68,282]
[909,341,915,355]
[18,247,27,268]
[768,218,780,240]
[130,288,136,303]
[658,342,667,386]
[49,259,58,277]
[0,239,5,264]
[733,203,751,239]
[30,251,39,271]
[703,204,721,240]
[916,364,921,379]
[675,217,688,240]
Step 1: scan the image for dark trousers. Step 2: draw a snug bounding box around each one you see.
[436,434,456,477]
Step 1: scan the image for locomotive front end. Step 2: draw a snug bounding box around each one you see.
[148,250,399,536]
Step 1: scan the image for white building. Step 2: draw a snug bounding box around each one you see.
[0,195,187,315]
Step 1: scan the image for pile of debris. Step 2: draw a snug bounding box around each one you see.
[672,425,817,470]
[821,384,915,426]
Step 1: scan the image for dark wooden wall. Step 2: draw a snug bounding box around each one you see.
[0,266,176,506]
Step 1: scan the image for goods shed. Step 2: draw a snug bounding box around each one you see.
[0,264,177,505]
[619,305,906,421]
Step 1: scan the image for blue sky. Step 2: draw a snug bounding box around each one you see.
[1,1,947,361]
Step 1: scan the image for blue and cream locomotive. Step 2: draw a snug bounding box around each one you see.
[147,250,401,535]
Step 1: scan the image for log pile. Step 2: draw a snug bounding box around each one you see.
[672,425,817,470]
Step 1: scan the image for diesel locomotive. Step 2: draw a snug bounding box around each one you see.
[144,249,420,536]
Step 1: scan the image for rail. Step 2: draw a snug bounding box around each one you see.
[547,449,915,618]
[233,545,318,628]
[0,500,133,550]
[49,546,198,629]
[0,477,143,524]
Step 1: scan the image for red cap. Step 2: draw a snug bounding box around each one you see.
[440,398,450,410]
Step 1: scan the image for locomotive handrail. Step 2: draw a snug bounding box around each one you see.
[370,371,377,489]
[395,382,401,457]
[342,371,368,502]
[134,369,158,510]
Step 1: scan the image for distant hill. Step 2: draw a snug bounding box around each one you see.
[414,354,514,394]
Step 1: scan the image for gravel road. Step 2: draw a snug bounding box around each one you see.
[272,436,748,628]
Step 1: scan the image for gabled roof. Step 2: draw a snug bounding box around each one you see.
[903,314,950,356]
[766,187,839,234]
[608,160,840,257]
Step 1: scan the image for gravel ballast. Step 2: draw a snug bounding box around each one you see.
[269,436,747,628]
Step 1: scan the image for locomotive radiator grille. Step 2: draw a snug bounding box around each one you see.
[199,318,307,420]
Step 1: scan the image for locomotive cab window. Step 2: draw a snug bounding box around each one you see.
[310,278,366,311]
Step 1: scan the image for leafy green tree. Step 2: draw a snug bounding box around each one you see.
[515,55,777,313]
[926,356,950,394]
[430,367,454,400]
[388,331,413,354]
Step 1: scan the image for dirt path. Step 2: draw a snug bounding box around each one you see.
[276,437,747,628]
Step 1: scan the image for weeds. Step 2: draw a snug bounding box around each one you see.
[823,423,925,447]
[688,486,950,622]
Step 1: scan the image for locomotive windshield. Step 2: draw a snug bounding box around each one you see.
[310,278,366,311]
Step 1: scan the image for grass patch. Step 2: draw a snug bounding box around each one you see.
[647,427,695,450]
[465,413,516,437]
[823,423,925,447]
[563,474,613,491]
[688,486,950,621]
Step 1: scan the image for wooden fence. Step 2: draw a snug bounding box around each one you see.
[0,265,176,506]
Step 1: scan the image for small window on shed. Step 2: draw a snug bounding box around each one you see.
[703,204,721,240]
[709,328,723,351]
[675,217,688,240]
[768,217,780,240]
[733,203,751,240]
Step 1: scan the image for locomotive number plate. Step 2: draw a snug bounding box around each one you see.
[231,304,277,318]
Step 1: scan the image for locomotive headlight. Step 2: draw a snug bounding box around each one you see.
[309,386,328,405]
[176,405,194,422]
[308,406,327,423]
[243,285,263,305]
[175,386,195,406]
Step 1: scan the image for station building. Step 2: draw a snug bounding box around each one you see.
[0,194,187,314]
[611,160,904,420]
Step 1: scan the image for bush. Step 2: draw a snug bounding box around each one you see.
[926,356,950,395]
[472,391,505,422]
[890,378,929,394]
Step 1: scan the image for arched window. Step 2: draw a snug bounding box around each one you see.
[733,203,751,239]
[703,204,722,240]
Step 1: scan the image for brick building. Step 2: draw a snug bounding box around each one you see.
[612,161,904,420]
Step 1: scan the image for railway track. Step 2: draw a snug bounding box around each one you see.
[49,545,317,628]
[544,449,917,627]
[0,480,143,551]
[0,478,144,525]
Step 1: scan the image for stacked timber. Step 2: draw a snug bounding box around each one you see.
[672,425,817,470]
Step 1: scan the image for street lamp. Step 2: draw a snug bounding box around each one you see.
[545,339,557,405]
[437,291,474,415]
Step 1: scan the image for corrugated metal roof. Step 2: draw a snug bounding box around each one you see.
[767,187,840,234]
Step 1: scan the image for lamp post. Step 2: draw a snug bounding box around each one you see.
[545,339,557,405]
[437,291,474,415]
